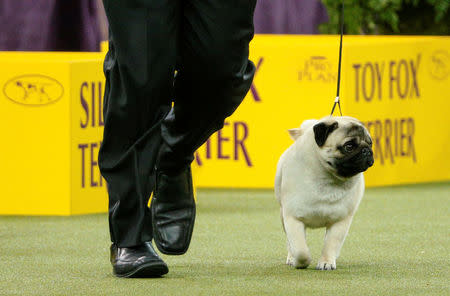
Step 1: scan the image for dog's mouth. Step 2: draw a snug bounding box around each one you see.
[325,159,366,179]
[324,160,339,174]
[335,157,374,178]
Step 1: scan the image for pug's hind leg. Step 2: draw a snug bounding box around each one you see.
[283,213,311,269]
[317,215,353,270]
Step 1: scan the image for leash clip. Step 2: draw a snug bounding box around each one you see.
[330,96,343,117]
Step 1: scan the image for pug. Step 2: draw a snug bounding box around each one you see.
[275,116,374,270]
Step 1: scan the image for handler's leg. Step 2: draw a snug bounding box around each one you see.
[158,0,257,170]
[152,0,257,255]
[99,0,180,276]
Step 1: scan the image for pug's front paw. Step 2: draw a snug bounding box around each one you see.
[286,253,295,267]
[286,252,311,269]
[316,259,336,270]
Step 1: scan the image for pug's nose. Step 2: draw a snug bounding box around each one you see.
[362,147,372,156]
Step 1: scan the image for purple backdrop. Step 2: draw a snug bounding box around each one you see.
[0,0,101,51]
[254,0,328,34]
[0,0,328,51]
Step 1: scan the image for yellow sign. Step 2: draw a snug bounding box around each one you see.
[0,35,449,215]
[192,35,450,188]
[0,52,106,215]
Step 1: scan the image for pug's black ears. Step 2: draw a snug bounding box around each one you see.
[313,121,339,147]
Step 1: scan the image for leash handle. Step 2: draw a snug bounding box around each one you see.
[330,0,344,117]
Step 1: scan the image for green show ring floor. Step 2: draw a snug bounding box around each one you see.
[0,183,449,295]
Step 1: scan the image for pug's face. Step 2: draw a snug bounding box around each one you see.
[313,116,374,178]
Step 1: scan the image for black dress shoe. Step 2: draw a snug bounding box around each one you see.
[151,166,196,255]
[110,242,168,278]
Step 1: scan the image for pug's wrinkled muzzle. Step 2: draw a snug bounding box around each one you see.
[336,147,374,178]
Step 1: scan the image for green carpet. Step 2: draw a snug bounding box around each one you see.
[0,183,449,296]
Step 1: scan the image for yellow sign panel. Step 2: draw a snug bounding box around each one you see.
[0,36,449,215]
[192,35,450,188]
[0,52,107,215]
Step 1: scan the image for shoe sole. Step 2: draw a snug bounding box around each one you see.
[153,206,196,256]
[113,262,169,278]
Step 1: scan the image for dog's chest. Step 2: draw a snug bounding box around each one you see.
[285,187,356,228]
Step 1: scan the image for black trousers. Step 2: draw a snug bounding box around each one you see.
[98,0,257,247]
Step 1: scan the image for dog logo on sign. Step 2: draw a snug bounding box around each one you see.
[3,74,64,106]
[428,50,450,80]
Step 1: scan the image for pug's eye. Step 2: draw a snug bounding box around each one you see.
[344,142,355,152]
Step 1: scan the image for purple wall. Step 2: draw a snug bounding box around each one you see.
[254,0,328,34]
[0,0,328,51]
[0,0,101,51]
